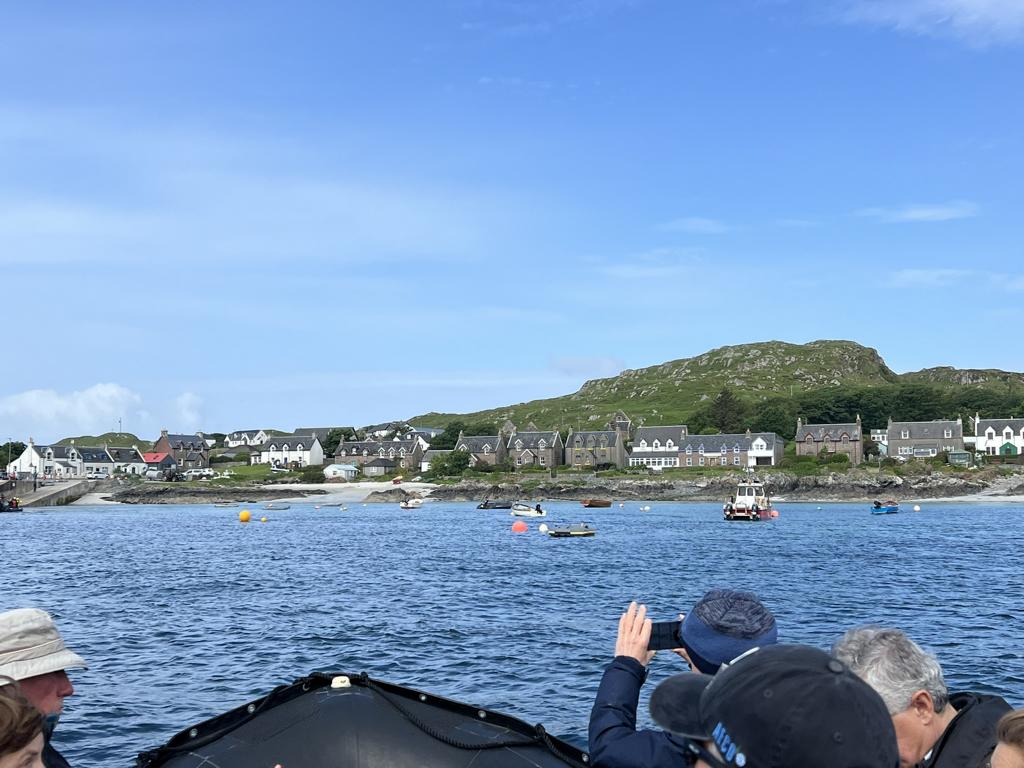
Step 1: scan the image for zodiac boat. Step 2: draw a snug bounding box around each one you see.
[136,672,587,768]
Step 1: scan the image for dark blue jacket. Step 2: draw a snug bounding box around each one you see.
[588,656,690,768]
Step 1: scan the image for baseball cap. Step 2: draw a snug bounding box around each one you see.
[649,644,898,768]
[0,609,87,683]
[679,589,777,674]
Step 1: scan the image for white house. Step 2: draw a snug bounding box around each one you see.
[225,430,270,448]
[107,446,148,475]
[629,425,687,468]
[253,434,324,467]
[323,463,359,481]
[974,415,1024,457]
[7,440,80,478]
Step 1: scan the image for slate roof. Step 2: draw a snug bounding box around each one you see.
[888,420,962,440]
[455,436,503,453]
[423,449,452,460]
[679,433,781,452]
[336,439,419,457]
[567,430,620,448]
[40,446,74,459]
[364,457,397,468]
[260,434,320,450]
[795,423,861,442]
[107,447,144,463]
[164,434,208,450]
[507,431,560,450]
[228,430,264,439]
[976,418,1024,435]
[634,426,688,447]
[77,447,113,463]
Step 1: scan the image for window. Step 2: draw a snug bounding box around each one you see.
[639,440,647,448]
[699,457,705,466]
[686,457,692,466]
[699,446,705,455]
[901,430,909,439]
[946,429,954,439]
[686,445,692,454]
[805,436,814,444]
[721,445,727,454]
[538,440,547,449]
[653,440,661,450]
[1005,429,1013,442]
[841,435,849,443]
[539,455,546,465]
[516,457,523,465]
[483,445,490,454]
[733,456,740,465]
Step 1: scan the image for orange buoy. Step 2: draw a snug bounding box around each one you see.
[239,510,251,523]
[511,520,528,533]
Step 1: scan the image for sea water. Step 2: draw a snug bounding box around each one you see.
[2,501,1023,765]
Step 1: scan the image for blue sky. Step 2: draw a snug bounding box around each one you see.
[2,0,1023,442]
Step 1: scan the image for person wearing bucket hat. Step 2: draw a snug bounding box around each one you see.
[649,643,900,768]
[0,609,87,768]
[588,591,777,768]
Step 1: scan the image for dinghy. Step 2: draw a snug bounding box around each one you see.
[137,671,587,768]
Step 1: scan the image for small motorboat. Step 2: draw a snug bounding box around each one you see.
[213,502,236,508]
[511,503,546,517]
[580,499,611,508]
[137,671,587,768]
[477,499,513,509]
[263,502,291,510]
[547,524,596,538]
[399,498,423,509]
[872,500,900,515]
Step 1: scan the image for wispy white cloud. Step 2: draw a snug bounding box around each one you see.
[0,383,143,440]
[890,268,972,287]
[175,392,203,430]
[598,247,703,279]
[856,200,979,222]
[660,216,730,234]
[842,0,1024,45]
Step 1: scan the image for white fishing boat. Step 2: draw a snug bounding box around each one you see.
[511,503,546,518]
[263,501,291,510]
[399,498,423,509]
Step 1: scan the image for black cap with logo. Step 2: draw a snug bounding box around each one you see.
[649,644,899,768]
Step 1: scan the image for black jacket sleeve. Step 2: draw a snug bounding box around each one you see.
[588,656,690,768]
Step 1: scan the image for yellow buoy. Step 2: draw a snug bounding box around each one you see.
[261,516,268,523]
[239,509,251,523]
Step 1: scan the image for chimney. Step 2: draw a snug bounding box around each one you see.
[796,417,802,429]
[161,429,168,437]
[856,414,861,424]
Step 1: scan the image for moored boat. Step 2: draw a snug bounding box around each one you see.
[580,499,611,508]
[511,503,546,517]
[548,523,596,538]
[723,475,775,521]
[137,671,587,768]
[871,500,900,515]
[477,499,513,509]
[399,498,423,509]
[263,502,291,510]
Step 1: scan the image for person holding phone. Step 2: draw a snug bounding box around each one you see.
[588,590,777,768]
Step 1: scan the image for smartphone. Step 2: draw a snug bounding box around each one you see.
[647,620,682,651]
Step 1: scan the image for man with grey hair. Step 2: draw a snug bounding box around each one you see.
[833,627,1011,768]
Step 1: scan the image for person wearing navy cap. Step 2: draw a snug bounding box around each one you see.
[588,590,777,768]
[648,643,900,767]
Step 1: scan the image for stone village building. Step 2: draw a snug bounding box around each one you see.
[334,435,427,473]
[563,428,628,468]
[794,416,863,466]
[506,429,563,469]
[886,418,964,459]
[153,431,210,470]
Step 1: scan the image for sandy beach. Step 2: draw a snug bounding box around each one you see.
[71,480,441,506]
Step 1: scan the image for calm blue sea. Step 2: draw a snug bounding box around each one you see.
[2,500,1023,765]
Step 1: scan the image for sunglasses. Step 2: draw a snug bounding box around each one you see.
[684,738,732,768]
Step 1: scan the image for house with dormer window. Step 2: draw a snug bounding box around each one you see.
[676,431,784,468]
[629,425,688,468]
[153,431,210,469]
[452,433,507,467]
[886,418,963,460]
[335,436,426,471]
[254,433,325,467]
[973,414,1024,457]
[225,430,271,448]
[795,416,863,465]
[564,429,626,468]
[507,430,563,468]
[7,440,84,479]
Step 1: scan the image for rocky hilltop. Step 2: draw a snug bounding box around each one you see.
[410,339,1023,432]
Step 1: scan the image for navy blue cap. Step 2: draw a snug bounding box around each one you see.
[650,644,899,768]
[679,589,777,674]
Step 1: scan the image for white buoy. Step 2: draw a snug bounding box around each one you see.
[640,505,650,512]
[619,503,624,508]
[816,506,822,511]
[538,523,549,533]
[913,504,921,512]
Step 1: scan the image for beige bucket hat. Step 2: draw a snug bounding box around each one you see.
[0,608,87,682]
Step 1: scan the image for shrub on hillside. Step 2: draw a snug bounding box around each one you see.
[298,466,325,483]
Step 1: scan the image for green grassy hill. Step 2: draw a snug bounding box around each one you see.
[55,432,153,451]
[410,340,1024,436]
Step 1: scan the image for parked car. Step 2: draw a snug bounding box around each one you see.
[86,472,107,480]
[183,468,215,480]
[270,466,290,473]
